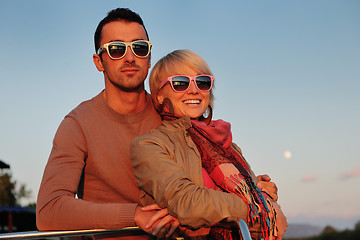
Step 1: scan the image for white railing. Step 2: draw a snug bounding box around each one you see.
[0,220,251,240]
[0,228,143,240]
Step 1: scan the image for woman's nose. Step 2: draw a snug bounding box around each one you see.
[187,80,199,94]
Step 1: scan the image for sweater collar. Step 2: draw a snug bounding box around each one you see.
[94,90,157,124]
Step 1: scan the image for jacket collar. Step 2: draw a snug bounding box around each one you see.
[160,116,192,132]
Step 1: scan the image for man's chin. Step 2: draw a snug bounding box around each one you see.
[109,78,144,93]
[116,83,145,93]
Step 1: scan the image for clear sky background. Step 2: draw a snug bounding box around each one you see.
[0,0,359,230]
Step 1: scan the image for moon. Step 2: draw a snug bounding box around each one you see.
[284,151,292,159]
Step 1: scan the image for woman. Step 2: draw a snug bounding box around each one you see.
[131,50,287,239]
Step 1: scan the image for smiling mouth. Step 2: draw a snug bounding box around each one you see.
[183,99,201,104]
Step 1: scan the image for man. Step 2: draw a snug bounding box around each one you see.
[37,8,279,239]
[37,8,169,238]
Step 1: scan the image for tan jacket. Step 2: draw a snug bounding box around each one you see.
[131,116,259,231]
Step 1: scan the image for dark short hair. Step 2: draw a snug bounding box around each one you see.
[94,8,149,52]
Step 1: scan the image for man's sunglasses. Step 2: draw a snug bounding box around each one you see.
[97,40,152,60]
[159,75,214,93]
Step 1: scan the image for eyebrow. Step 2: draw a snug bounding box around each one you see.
[108,38,147,43]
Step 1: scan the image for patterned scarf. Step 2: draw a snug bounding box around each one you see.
[162,111,275,239]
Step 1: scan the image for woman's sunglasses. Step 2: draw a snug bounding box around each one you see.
[159,75,214,93]
[97,40,152,60]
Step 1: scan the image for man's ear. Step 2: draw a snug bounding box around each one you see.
[148,53,151,69]
[93,54,104,72]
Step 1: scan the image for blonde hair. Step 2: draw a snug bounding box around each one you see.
[149,49,214,111]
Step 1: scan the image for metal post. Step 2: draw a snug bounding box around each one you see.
[8,212,13,233]
[238,219,252,240]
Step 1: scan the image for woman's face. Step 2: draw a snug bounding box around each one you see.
[157,66,210,119]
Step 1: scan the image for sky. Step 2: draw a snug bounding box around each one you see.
[0,0,359,230]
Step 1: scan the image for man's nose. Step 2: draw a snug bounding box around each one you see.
[123,46,136,62]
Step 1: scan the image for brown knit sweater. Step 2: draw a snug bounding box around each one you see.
[36,91,161,235]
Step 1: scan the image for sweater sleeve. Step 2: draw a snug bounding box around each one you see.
[36,116,137,230]
[131,133,249,229]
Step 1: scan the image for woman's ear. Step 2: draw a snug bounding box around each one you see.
[93,54,104,72]
[156,94,164,104]
[161,97,175,115]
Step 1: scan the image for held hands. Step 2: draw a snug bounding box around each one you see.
[257,174,278,201]
[134,204,180,239]
[135,175,280,239]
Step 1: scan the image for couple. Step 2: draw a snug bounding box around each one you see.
[36,8,287,240]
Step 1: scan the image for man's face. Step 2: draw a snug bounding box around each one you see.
[95,20,151,92]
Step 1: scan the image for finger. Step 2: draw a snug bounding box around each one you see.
[152,215,173,235]
[259,182,276,192]
[141,204,161,211]
[258,182,278,201]
[268,191,279,201]
[166,219,180,237]
[273,183,278,193]
[258,181,276,190]
[145,210,168,229]
[154,222,171,239]
[257,174,271,181]
[145,208,168,228]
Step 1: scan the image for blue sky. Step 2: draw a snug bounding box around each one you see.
[0,0,359,230]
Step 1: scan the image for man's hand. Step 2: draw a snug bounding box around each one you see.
[134,204,179,239]
[257,174,278,201]
[272,202,288,239]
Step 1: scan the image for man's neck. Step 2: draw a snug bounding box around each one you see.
[103,86,147,114]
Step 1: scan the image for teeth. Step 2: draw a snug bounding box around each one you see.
[184,99,200,104]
